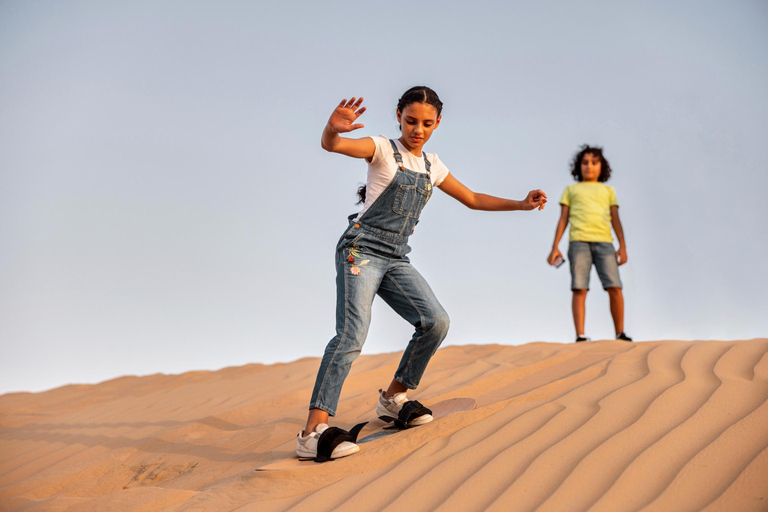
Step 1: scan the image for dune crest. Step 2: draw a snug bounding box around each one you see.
[2,339,767,511]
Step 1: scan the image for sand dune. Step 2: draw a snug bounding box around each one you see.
[1,339,767,511]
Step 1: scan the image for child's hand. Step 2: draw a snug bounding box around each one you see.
[547,248,563,266]
[616,246,628,265]
[327,97,367,134]
[522,189,548,211]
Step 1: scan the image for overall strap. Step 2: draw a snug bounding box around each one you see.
[388,139,432,180]
[389,139,405,172]
[422,152,432,180]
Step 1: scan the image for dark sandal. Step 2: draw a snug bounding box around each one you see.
[303,422,367,463]
[380,400,432,430]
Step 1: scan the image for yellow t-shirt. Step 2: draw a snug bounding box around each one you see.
[560,182,618,242]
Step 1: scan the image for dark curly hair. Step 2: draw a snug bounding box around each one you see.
[570,144,612,182]
[357,86,443,204]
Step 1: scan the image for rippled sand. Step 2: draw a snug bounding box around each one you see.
[2,339,767,511]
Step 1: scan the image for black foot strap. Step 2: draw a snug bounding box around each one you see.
[380,400,432,430]
[310,422,367,463]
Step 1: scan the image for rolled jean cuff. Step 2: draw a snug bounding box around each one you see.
[308,402,336,417]
[393,375,418,390]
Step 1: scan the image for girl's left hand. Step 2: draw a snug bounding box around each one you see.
[522,189,548,211]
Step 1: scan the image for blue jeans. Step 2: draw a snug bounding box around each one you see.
[309,228,450,416]
[568,241,622,290]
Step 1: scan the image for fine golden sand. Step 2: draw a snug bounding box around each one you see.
[1,339,767,511]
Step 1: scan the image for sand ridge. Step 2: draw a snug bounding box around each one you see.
[1,339,767,511]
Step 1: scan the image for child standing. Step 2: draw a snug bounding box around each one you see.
[298,87,548,461]
[547,145,632,343]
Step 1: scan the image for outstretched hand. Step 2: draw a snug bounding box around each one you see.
[327,97,367,134]
[522,189,548,211]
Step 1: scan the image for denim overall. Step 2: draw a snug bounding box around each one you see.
[310,140,450,416]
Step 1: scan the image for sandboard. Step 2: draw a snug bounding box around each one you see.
[358,397,476,443]
[255,397,476,471]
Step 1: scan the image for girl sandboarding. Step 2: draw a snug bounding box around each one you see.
[298,86,547,461]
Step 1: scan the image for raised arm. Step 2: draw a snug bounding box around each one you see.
[610,205,628,265]
[547,205,570,265]
[321,97,376,159]
[437,173,547,211]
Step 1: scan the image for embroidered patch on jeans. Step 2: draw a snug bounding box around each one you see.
[349,260,370,276]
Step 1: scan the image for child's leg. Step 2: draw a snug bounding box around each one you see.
[568,242,592,337]
[606,287,624,335]
[306,249,385,433]
[384,380,408,398]
[376,259,450,394]
[592,242,625,336]
[572,289,588,335]
[304,408,329,435]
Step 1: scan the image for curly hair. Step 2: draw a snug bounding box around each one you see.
[570,144,612,182]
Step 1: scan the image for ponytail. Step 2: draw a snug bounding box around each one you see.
[356,185,366,205]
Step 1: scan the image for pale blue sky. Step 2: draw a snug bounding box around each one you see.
[2,0,767,394]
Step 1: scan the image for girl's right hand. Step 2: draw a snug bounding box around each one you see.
[547,248,563,266]
[327,97,367,133]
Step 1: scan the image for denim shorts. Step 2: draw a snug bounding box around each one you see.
[568,241,622,290]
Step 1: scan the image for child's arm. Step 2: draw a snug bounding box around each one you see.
[437,173,547,211]
[321,97,376,159]
[610,205,628,265]
[547,205,569,265]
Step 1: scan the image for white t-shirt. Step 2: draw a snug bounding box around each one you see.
[355,136,450,220]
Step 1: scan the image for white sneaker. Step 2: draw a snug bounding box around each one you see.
[376,390,433,426]
[296,423,359,459]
